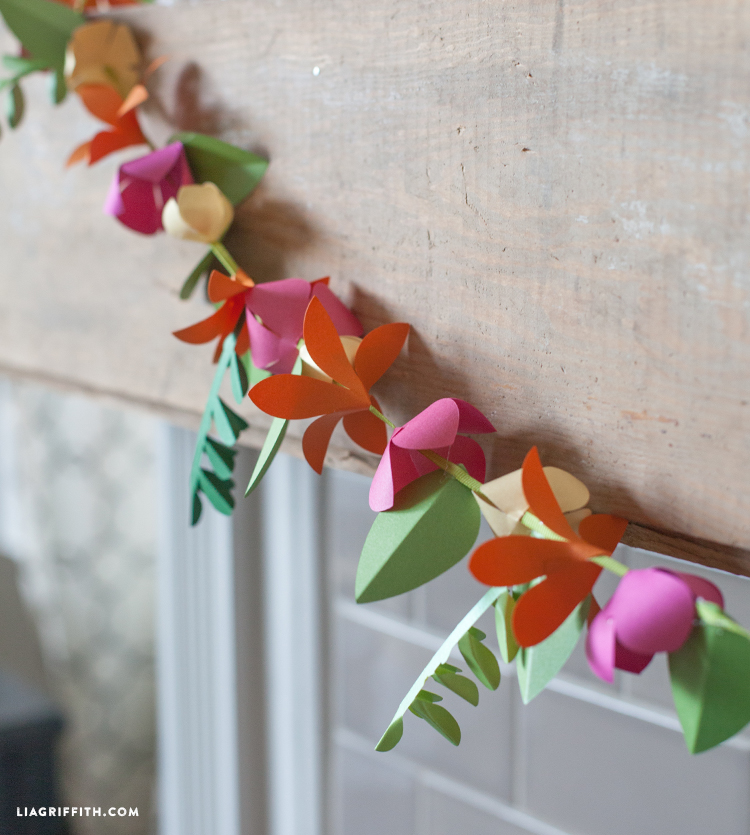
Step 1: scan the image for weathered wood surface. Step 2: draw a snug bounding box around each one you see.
[0,0,749,570]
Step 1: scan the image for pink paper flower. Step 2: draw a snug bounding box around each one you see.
[104,142,194,234]
[369,398,495,511]
[245,278,362,374]
[586,567,724,683]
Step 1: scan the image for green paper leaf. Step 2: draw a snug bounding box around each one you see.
[245,417,288,495]
[2,55,47,76]
[170,131,268,206]
[458,627,500,690]
[408,699,461,746]
[49,68,66,104]
[432,664,479,706]
[243,351,271,386]
[0,0,83,73]
[199,469,235,515]
[191,490,203,525]
[180,249,214,300]
[495,591,519,664]
[204,437,236,480]
[7,82,23,129]
[212,397,249,445]
[355,470,481,603]
[516,597,589,704]
[375,718,403,752]
[414,688,443,703]
[669,621,750,753]
[229,351,249,404]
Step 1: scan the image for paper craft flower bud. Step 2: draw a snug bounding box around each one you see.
[65,20,141,99]
[104,142,194,235]
[586,567,724,683]
[162,183,234,243]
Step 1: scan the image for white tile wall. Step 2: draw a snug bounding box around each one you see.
[325,468,750,835]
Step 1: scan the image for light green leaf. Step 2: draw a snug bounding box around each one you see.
[458,627,500,690]
[212,396,249,445]
[516,597,589,704]
[242,351,272,386]
[229,351,249,404]
[180,249,214,300]
[669,620,750,753]
[375,718,403,752]
[199,469,234,515]
[432,664,479,706]
[204,437,236,480]
[7,82,23,129]
[355,470,481,603]
[170,131,268,206]
[408,699,461,746]
[495,591,519,664]
[0,0,83,73]
[2,55,47,76]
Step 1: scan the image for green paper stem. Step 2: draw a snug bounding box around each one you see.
[590,555,629,577]
[369,404,395,429]
[375,586,503,751]
[211,241,240,276]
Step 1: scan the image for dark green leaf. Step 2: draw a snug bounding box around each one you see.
[432,665,479,706]
[205,437,236,480]
[414,688,442,703]
[212,396,249,445]
[516,597,589,705]
[49,68,66,104]
[180,249,214,300]
[191,490,203,525]
[7,83,23,129]
[375,718,403,752]
[0,0,83,73]
[199,469,235,515]
[670,621,750,753]
[355,470,481,603]
[458,628,500,690]
[229,351,249,404]
[169,131,268,206]
[495,591,519,663]
[409,700,461,746]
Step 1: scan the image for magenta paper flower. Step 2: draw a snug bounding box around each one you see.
[104,142,194,234]
[369,398,495,511]
[245,278,362,374]
[586,567,724,683]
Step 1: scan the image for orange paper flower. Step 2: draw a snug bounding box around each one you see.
[250,296,409,473]
[469,447,628,647]
[67,84,146,166]
[173,269,254,361]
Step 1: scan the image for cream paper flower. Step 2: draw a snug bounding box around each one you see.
[65,20,141,99]
[162,183,234,243]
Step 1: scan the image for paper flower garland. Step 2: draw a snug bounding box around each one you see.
[2,0,750,760]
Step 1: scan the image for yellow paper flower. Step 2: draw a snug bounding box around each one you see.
[162,183,235,243]
[65,20,141,100]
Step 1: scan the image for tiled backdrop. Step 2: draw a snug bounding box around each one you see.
[325,468,750,835]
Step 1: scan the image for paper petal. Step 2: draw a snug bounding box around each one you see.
[521,447,577,541]
[614,640,653,674]
[469,536,582,588]
[446,435,486,484]
[369,443,421,512]
[247,278,311,341]
[302,413,342,474]
[208,270,248,303]
[677,573,724,608]
[578,513,628,555]
[586,615,617,683]
[353,322,410,391]
[343,405,388,455]
[393,399,461,450]
[249,374,365,420]
[303,297,365,395]
[311,282,363,337]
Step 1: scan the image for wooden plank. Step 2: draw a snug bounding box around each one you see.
[0,0,748,568]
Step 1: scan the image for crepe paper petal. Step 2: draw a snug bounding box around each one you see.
[302,296,367,396]
[172,296,243,345]
[311,281,363,337]
[578,513,629,555]
[104,142,194,234]
[356,470,481,603]
[354,322,410,390]
[518,597,590,702]
[65,20,141,99]
[169,130,268,206]
[248,278,312,340]
[0,0,82,73]
[677,573,724,608]
[458,627,500,690]
[605,568,697,655]
[494,592,519,664]
[208,269,250,302]
[343,406,388,455]
[117,83,148,116]
[512,562,602,647]
[162,182,234,243]
[670,623,750,753]
[250,373,366,420]
[522,447,577,541]
[302,413,342,474]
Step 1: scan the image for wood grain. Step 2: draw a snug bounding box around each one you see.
[0,0,748,569]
